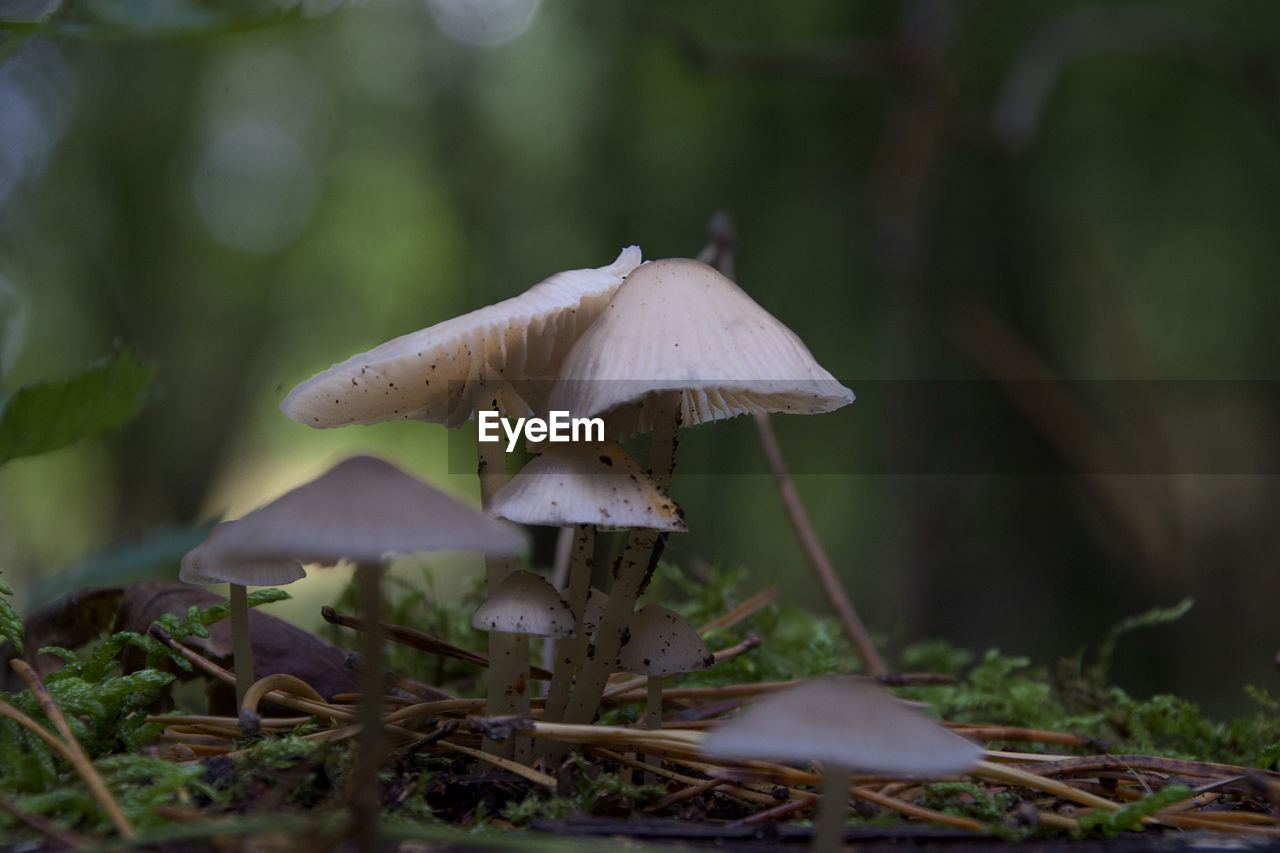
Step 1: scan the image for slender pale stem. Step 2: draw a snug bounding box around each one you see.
[543,525,594,723]
[645,675,663,729]
[648,394,681,491]
[754,412,886,677]
[348,561,386,852]
[229,583,253,710]
[543,526,577,681]
[561,529,660,724]
[814,763,850,853]
[564,394,681,725]
[476,432,523,759]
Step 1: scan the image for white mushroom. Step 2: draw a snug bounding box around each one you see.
[180,521,305,708]
[701,679,982,852]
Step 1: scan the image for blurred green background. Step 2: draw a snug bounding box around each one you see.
[1,0,1278,716]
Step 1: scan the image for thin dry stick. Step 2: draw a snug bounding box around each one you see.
[753,412,886,676]
[591,747,776,808]
[644,777,728,813]
[945,723,1094,747]
[849,783,984,832]
[727,797,812,828]
[1008,754,1274,782]
[696,587,779,635]
[9,660,136,840]
[973,759,1122,812]
[435,740,556,789]
[604,674,909,705]
[323,606,555,682]
[149,713,313,729]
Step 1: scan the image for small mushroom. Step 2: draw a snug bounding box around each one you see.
[180,521,305,708]
[616,605,713,731]
[471,568,574,745]
[701,679,982,852]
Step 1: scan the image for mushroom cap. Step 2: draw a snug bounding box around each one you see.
[471,569,575,638]
[179,520,307,586]
[280,246,643,429]
[487,441,686,532]
[700,679,982,777]
[616,605,714,676]
[548,258,854,438]
[179,455,527,585]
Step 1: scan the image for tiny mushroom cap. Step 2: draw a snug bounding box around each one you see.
[181,455,527,575]
[180,520,306,586]
[280,246,643,429]
[471,569,575,638]
[549,258,854,439]
[616,605,714,676]
[487,441,686,532]
[700,679,983,778]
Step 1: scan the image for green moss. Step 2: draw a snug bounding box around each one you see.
[501,756,666,825]
[0,570,23,654]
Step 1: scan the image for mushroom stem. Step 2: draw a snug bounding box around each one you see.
[813,763,851,853]
[543,524,594,722]
[543,525,577,683]
[647,393,681,491]
[540,525,595,761]
[561,528,665,724]
[348,561,386,852]
[476,431,523,758]
[228,583,253,710]
[563,400,683,725]
[644,675,663,730]
[640,674,664,784]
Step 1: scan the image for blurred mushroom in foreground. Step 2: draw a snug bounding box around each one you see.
[701,679,981,852]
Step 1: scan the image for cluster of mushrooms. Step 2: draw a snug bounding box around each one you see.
[179,248,982,847]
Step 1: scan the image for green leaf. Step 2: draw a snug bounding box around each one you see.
[0,347,156,464]
[0,570,22,654]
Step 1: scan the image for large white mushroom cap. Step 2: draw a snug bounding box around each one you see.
[179,455,527,586]
[700,679,982,777]
[548,258,854,438]
[487,441,685,532]
[280,246,643,429]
